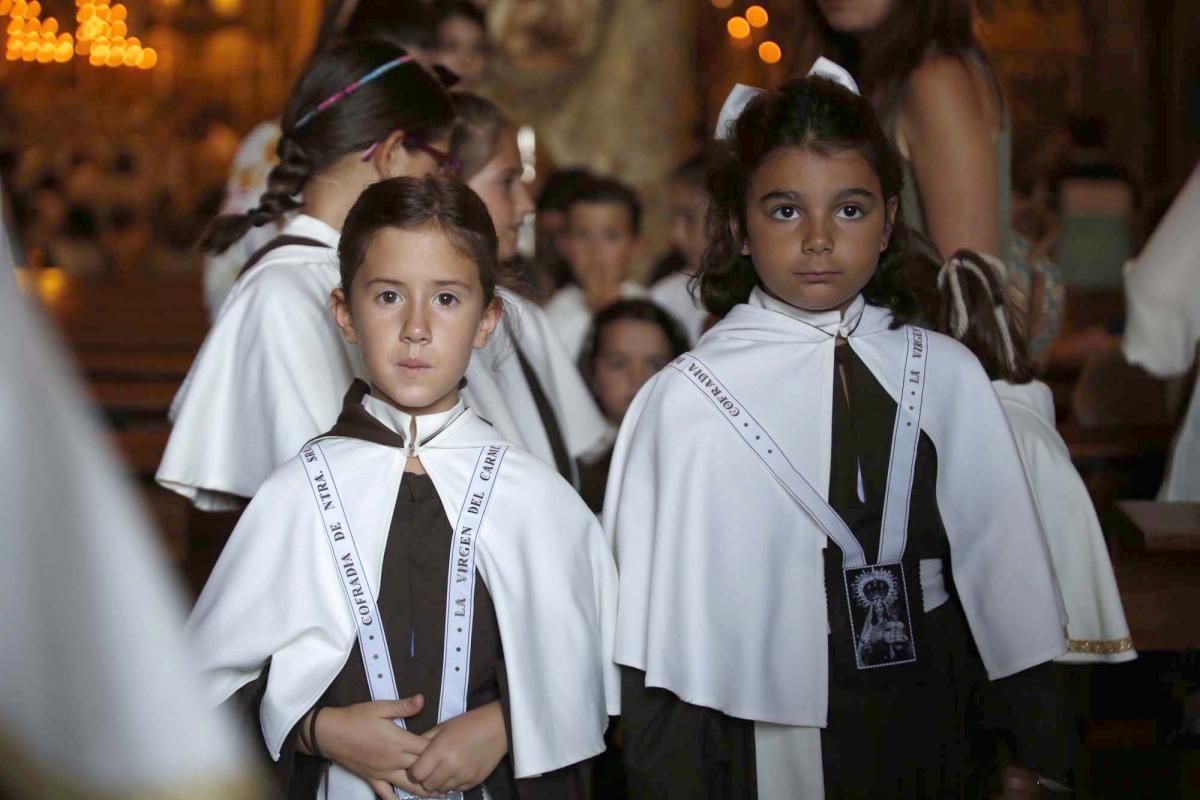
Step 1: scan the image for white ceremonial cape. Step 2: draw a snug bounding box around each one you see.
[187,394,620,790]
[604,288,1067,729]
[1,208,258,797]
[1123,163,1200,500]
[994,380,1135,663]
[649,271,708,345]
[159,213,606,509]
[158,213,350,510]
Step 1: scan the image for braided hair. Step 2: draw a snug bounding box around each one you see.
[202,39,454,255]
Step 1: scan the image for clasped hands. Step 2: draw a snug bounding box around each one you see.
[310,695,508,800]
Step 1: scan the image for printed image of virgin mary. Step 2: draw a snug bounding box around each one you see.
[853,568,914,667]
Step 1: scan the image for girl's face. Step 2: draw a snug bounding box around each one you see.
[817,0,895,34]
[467,128,534,261]
[332,225,499,416]
[436,16,487,89]
[589,319,674,425]
[744,146,896,314]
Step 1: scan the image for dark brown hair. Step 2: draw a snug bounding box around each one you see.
[567,176,643,236]
[202,39,454,255]
[579,298,690,377]
[699,75,939,320]
[338,176,500,307]
[803,0,1000,113]
[932,250,1033,383]
[449,92,511,182]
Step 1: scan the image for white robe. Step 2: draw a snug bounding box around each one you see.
[1123,163,1200,500]
[604,288,1066,795]
[994,379,1135,663]
[543,281,646,361]
[1,200,256,797]
[187,394,620,796]
[158,214,608,509]
[648,271,708,345]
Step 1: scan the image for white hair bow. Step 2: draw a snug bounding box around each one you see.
[713,57,861,140]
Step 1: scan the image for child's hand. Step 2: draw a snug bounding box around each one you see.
[407,701,508,795]
[316,695,434,798]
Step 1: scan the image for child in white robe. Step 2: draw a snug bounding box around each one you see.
[188,177,618,800]
[605,72,1071,799]
[544,177,646,361]
[933,251,1134,663]
[450,92,610,485]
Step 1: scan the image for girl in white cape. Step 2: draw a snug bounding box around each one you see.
[604,75,1071,798]
[188,177,618,799]
[933,251,1134,664]
[158,39,457,511]
[448,92,610,486]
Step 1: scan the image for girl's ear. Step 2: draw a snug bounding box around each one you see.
[331,287,359,345]
[881,196,899,252]
[372,130,413,180]
[472,297,502,349]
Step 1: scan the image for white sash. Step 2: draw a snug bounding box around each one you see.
[301,441,508,800]
[669,326,929,568]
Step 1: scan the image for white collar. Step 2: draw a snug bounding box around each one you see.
[361,392,468,453]
[282,213,341,249]
[748,287,867,338]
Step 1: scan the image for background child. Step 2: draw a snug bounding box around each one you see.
[577,298,689,512]
[158,40,456,512]
[450,91,611,485]
[434,1,489,91]
[188,177,618,800]
[605,74,1070,799]
[648,153,711,345]
[933,250,1134,663]
[544,176,646,360]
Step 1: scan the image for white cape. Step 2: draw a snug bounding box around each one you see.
[1123,163,1200,500]
[1,208,257,796]
[187,394,619,789]
[159,213,608,509]
[994,380,1135,663]
[604,288,1066,728]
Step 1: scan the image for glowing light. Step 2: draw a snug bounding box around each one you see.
[727,16,750,39]
[5,0,152,69]
[746,5,769,28]
[758,40,782,64]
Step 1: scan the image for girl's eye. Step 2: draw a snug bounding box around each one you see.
[377,290,401,305]
[837,204,866,220]
[771,205,799,221]
[433,292,460,307]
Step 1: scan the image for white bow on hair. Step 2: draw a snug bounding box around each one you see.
[713,56,861,140]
